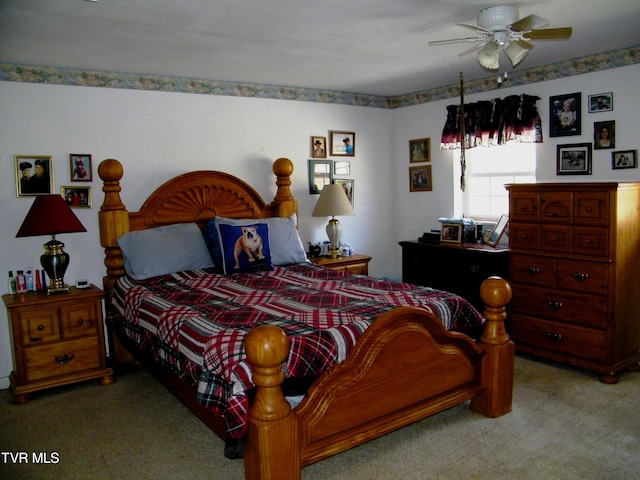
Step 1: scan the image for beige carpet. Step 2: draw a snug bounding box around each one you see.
[0,354,638,480]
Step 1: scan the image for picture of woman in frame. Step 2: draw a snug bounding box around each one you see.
[594,121,615,149]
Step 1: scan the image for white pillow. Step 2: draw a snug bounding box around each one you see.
[213,214,308,266]
[118,223,214,280]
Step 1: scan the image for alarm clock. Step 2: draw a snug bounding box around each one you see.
[75,279,91,289]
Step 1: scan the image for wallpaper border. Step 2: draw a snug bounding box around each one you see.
[1,45,638,109]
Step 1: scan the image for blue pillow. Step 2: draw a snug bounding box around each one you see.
[118,223,214,280]
[204,214,308,266]
[217,222,273,274]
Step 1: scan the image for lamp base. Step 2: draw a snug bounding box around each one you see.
[328,246,342,258]
[41,238,71,295]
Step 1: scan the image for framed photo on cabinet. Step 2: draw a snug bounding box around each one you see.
[440,223,462,244]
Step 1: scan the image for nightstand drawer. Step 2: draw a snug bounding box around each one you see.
[24,337,102,382]
[61,301,101,339]
[511,314,606,363]
[19,307,61,345]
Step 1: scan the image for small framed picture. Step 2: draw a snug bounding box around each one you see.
[593,121,615,150]
[15,155,54,197]
[484,215,509,247]
[409,138,430,163]
[557,143,592,175]
[308,159,333,194]
[62,186,92,208]
[329,131,355,156]
[440,223,462,244]
[69,154,93,181]
[311,136,327,158]
[334,178,354,207]
[334,160,351,176]
[409,165,432,192]
[611,150,637,169]
[588,92,613,113]
[549,92,582,137]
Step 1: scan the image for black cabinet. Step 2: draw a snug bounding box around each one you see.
[399,241,509,313]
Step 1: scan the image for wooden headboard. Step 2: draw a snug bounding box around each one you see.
[97,157,297,295]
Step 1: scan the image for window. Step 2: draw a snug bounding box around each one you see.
[453,143,536,220]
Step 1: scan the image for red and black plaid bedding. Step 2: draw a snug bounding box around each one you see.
[109,262,484,439]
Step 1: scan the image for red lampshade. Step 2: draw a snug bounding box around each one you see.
[16,195,87,237]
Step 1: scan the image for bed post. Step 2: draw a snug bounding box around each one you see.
[272,158,298,218]
[244,325,301,480]
[98,159,130,297]
[471,276,514,418]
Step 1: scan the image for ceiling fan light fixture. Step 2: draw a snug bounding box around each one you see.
[476,6,518,31]
[505,41,530,66]
[477,41,499,69]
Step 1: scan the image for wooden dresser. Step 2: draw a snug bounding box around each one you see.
[2,285,114,403]
[399,241,509,313]
[506,182,640,383]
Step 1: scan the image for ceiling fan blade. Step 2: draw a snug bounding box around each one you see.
[458,43,485,57]
[524,27,573,40]
[510,14,549,32]
[511,38,534,50]
[456,22,492,34]
[429,36,486,46]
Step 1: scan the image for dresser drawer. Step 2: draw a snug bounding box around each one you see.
[556,259,608,294]
[511,285,607,329]
[24,337,102,382]
[540,225,572,253]
[574,192,609,226]
[510,254,555,287]
[511,314,606,363]
[511,193,539,222]
[572,227,609,257]
[509,223,539,250]
[540,192,572,223]
[19,307,61,345]
[60,301,101,339]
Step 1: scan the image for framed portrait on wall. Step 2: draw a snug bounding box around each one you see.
[69,154,93,181]
[310,136,327,158]
[588,92,613,113]
[62,185,92,208]
[409,138,430,163]
[549,92,581,137]
[334,178,354,207]
[593,121,615,150]
[329,131,355,156]
[308,159,333,194]
[556,143,592,175]
[15,155,54,197]
[611,150,637,169]
[409,165,432,192]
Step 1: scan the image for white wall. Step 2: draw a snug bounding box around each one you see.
[1,63,638,387]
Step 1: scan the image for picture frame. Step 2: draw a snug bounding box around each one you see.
[409,138,430,163]
[310,136,327,158]
[556,143,592,175]
[549,92,582,137]
[611,150,637,169]
[334,160,351,176]
[308,159,333,194]
[329,131,355,156]
[334,178,354,207]
[588,92,613,113]
[484,215,509,247]
[409,165,432,192]
[593,121,615,150]
[440,223,462,244]
[69,154,93,181]
[61,186,92,208]
[15,155,54,197]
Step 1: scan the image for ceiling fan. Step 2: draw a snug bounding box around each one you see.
[429,6,572,82]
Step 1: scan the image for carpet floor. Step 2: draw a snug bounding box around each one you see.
[0,354,638,480]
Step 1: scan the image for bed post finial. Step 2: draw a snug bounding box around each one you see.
[244,324,300,480]
[272,158,298,218]
[98,159,130,293]
[471,276,514,418]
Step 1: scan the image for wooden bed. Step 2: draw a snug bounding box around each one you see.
[98,157,514,480]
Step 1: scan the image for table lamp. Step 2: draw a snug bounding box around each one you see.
[311,184,354,258]
[16,195,87,294]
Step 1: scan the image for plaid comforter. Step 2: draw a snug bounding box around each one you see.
[109,262,483,438]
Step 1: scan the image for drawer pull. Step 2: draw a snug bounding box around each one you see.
[547,301,563,310]
[547,332,563,342]
[29,337,42,343]
[37,324,45,331]
[573,272,589,281]
[468,264,480,273]
[77,318,84,325]
[526,266,540,275]
[55,353,75,365]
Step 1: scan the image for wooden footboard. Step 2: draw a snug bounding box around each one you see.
[244,276,513,480]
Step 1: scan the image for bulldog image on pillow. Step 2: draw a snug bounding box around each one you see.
[233,226,265,269]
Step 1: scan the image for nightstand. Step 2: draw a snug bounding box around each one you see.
[2,285,114,403]
[310,254,372,275]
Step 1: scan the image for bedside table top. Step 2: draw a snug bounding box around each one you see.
[2,284,104,308]
[310,254,372,266]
